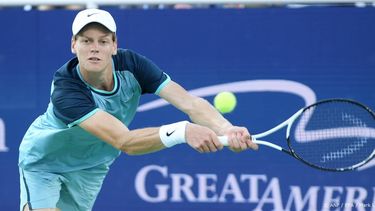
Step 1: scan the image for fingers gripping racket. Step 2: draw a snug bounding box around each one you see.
[219,99,375,171]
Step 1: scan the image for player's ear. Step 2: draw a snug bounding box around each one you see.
[71,37,77,54]
[112,35,118,55]
[112,45,117,55]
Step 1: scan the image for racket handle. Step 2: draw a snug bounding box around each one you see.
[218,136,260,147]
[218,136,229,146]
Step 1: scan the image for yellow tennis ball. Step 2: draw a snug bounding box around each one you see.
[214,91,237,114]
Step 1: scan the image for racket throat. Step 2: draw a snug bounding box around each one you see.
[281,148,293,155]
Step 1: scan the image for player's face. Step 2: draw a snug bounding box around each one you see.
[71,27,117,74]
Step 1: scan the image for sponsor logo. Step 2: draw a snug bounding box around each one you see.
[87,13,99,17]
[166,130,175,137]
[135,165,375,210]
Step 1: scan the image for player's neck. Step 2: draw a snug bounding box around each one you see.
[80,66,114,91]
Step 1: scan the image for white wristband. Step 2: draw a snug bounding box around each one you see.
[159,121,189,147]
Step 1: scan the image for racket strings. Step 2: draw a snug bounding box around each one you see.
[321,137,368,163]
[342,113,367,127]
[289,100,375,170]
[326,112,369,162]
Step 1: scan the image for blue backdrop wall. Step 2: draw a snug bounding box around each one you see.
[0,7,374,210]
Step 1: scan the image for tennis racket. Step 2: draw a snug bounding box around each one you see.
[219,98,375,171]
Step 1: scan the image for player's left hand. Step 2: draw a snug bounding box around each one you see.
[224,126,258,152]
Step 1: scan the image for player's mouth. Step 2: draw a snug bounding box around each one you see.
[88,57,101,62]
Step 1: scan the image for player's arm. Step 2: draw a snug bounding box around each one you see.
[158,81,258,151]
[78,109,221,154]
[159,81,231,134]
[78,110,163,155]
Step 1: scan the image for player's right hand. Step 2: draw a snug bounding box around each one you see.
[185,123,223,153]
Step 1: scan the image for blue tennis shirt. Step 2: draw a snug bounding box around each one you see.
[19,49,170,172]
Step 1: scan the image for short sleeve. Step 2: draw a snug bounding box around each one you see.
[113,49,170,94]
[51,60,98,127]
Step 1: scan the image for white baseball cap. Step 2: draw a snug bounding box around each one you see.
[72,8,117,35]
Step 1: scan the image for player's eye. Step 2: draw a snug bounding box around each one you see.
[100,40,109,45]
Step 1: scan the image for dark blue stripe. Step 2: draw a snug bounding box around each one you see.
[21,169,33,210]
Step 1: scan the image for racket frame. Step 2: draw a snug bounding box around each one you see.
[219,98,375,172]
[287,98,375,171]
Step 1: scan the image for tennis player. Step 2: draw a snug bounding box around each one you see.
[18,8,258,211]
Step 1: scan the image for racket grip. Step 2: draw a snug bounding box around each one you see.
[218,136,229,146]
[218,136,259,147]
